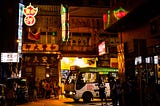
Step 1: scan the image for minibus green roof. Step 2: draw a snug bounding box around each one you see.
[79,67,118,73]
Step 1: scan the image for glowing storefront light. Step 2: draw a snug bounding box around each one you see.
[61,57,96,70]
[23,3,38,26]
[62,57,69,64]
[74,58,86,67]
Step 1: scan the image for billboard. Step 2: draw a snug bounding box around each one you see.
[98,41,107,55]
[1,53,19,63]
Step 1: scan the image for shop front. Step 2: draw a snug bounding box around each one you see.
[22,53,59,83]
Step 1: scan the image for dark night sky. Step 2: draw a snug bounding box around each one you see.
[0,0,21,53]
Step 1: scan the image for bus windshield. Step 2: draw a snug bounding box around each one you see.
[65,71,78,84]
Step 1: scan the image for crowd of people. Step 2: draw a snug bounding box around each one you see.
[98,76,142,106]
[98,75,160,106]
[28,78,60,102]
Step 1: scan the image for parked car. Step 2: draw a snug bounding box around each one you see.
[6,77,29,103]
[0,84,6,106]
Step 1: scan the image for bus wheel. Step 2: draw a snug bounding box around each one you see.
[82,92,92,103]
[73,98,79,102]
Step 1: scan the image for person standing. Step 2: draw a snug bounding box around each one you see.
[35,78,40,96]
[33,86,38,101]
[53,80,60,99]
[5,87,16,106]
[98,76,107,106]
[115,79,123,106]
[45,81,51,99]
[109,77,117,106]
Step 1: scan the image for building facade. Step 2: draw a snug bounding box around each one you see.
[21,1,120,88]
[104,0,160,84]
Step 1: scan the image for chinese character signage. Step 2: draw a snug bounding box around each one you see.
[23,54,58,66]
[23,3,38,26]
[61,4,69,41]
[22,44,59,52]
[18,3,24,53]
[1,53,19,63]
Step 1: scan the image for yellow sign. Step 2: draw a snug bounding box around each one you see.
[61,57,97,70]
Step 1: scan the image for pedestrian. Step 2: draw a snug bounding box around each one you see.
[45,81,51,99]
[53,80,60,99]
[42,79,47,98]
[123,79,133,106]
[115,79,123,106]
[5,87,16,106]
[35,78,40,96]
[98,76,107,106]
[109,78,117,106]
[28,79,34,101]
[33,86,38,101]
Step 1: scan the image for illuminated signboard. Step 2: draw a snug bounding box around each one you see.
[98,41,106,55]
[154,55,158,64]
[103,10,110,29]
[61,57,97,70]
[1,53,19,63]
[113,7,128,20]
[135,56,142,65]
[18,3,24,54]
[23,3,38,26]
[61,4,69,41]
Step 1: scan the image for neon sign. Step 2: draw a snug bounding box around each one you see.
[103,10,110,29]
[23,3,38,26]
[18,3,24,54]
[61,4,69,41]
[98,41,106,55]
[113,7,128,20]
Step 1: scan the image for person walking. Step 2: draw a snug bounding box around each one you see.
[98,76,107,106]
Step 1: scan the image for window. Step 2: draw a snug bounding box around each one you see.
[76,72,97,90]
[81,72,97,83]
[40,32,56,44]
[72,40,76,45]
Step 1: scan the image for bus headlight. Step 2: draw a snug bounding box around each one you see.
[69,91,76,95]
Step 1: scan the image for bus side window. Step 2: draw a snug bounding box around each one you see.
[76,73,86,90]
[84,73,97,83]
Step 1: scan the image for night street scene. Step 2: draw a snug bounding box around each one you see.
[0,0,160,106]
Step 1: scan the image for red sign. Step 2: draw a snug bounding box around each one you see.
[113,7,128,20]
[23,3,38,26]
[87,84,94,90]
[98,41,106,55]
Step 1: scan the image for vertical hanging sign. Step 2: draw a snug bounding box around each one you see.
[61,4,69,41]
[103,10,110,30]
[18,3,24,54]
[23,3,38,26]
